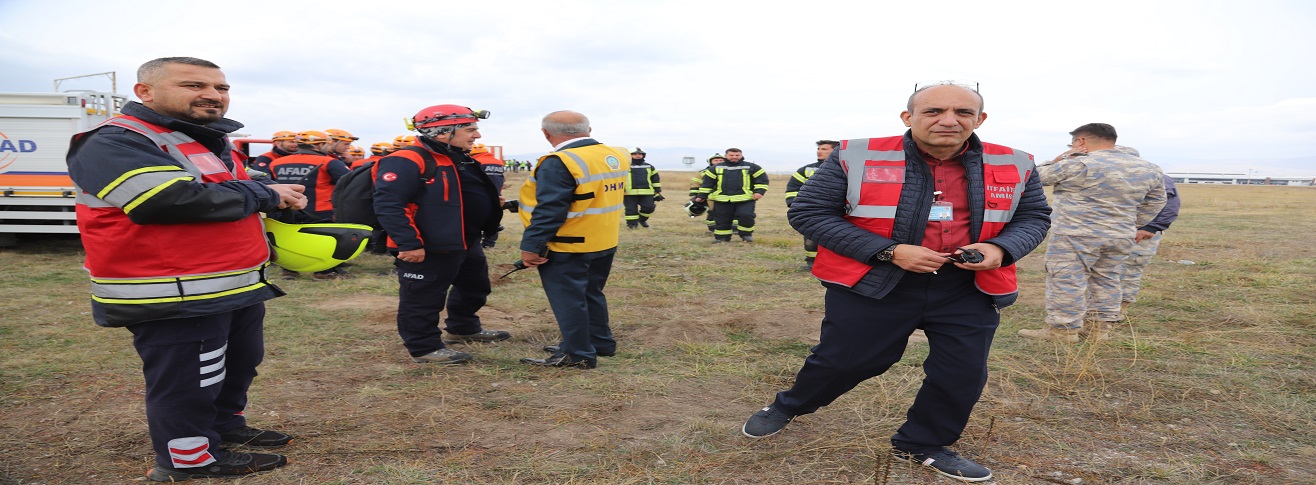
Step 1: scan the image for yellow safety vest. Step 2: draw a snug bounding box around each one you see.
[519,143,630,252]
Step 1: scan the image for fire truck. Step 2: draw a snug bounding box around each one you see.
[0,91,128,246]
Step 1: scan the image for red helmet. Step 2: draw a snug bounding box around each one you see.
[408,105,490,130]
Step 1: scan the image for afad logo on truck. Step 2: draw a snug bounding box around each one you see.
[0,131,39,171]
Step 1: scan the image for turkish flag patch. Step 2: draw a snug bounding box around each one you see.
[381,172,397,182]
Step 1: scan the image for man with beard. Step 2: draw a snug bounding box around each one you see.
[694,148,768,242]
[66,57,306,481]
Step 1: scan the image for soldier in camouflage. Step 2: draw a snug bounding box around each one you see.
[1019,123,1167,343]
[1110,146,1181,321]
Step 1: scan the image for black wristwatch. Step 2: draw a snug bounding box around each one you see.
[875,245,897,262]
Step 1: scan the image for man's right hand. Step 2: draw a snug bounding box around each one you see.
[269,184,307,210]
[397,248,425,263]
[1135,229,1156,242]
[890,244,951,273]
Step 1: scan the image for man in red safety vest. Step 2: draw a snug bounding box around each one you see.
[66,56,306,482]
[740,81,1052,483]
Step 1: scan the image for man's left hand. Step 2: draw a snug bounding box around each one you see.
[1135,229,1156,243]
[951,243,1004,270]
[654,193,665,202]
[752,193,763,201]
[521,250,549,267]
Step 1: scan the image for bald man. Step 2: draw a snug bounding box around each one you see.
[740,83,1052,483]
[517,111,630,369]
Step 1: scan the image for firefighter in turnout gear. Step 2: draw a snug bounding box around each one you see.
[623,147,663,228]
[785,140,839,270]
[694,148,768,242]
[689,153,724,232]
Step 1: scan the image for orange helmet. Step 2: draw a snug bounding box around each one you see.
[271,130,296,141]
[295,130,331,145]
[347,146,365,156]
[470,143,487,155]
[393,135,416,148]
[325,129,358,142]
[371,142,396,155]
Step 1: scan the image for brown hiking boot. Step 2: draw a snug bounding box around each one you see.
[1018,326,1081,343]
[1080,320,1117,341]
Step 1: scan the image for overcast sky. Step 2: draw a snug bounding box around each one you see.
[2,0,1313,176]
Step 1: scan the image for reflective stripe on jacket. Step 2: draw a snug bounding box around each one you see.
[811,136,1033,298]
[519,144,630,252]
[72,115,276,327]
[624,161,661,195]
[698,161,768,202]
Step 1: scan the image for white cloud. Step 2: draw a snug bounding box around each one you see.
[1,0,1313,173]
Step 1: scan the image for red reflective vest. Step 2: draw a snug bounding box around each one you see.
[73,115,273,326]
[812,136,1033,297]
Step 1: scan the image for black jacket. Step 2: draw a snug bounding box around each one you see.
[788,132,1052,307]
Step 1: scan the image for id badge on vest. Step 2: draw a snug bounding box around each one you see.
[930,190,952,221]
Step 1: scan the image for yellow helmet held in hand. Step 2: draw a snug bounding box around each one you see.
[264,219,373,273]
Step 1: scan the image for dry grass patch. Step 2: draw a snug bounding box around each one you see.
[1,178,1313,483]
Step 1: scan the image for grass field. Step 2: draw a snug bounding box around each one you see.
[1,174,1313,484]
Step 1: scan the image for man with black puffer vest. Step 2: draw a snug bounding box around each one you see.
[741,82,1052,483]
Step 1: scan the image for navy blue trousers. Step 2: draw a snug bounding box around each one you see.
[537,248,617,363]
[712,200,756,237]
[128,304,265,469]
[772,266,999,451]
[394,244,490,357]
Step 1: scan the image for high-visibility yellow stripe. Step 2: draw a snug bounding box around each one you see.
[90,266,265,285]
[96,166,187,199]
[92,282,269,305]
[122,177,192,214]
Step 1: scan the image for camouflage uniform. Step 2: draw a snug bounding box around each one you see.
[1038,149,1167,329]
[1121,173,1180,304]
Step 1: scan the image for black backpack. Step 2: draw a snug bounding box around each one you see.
[331,146,438,226]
